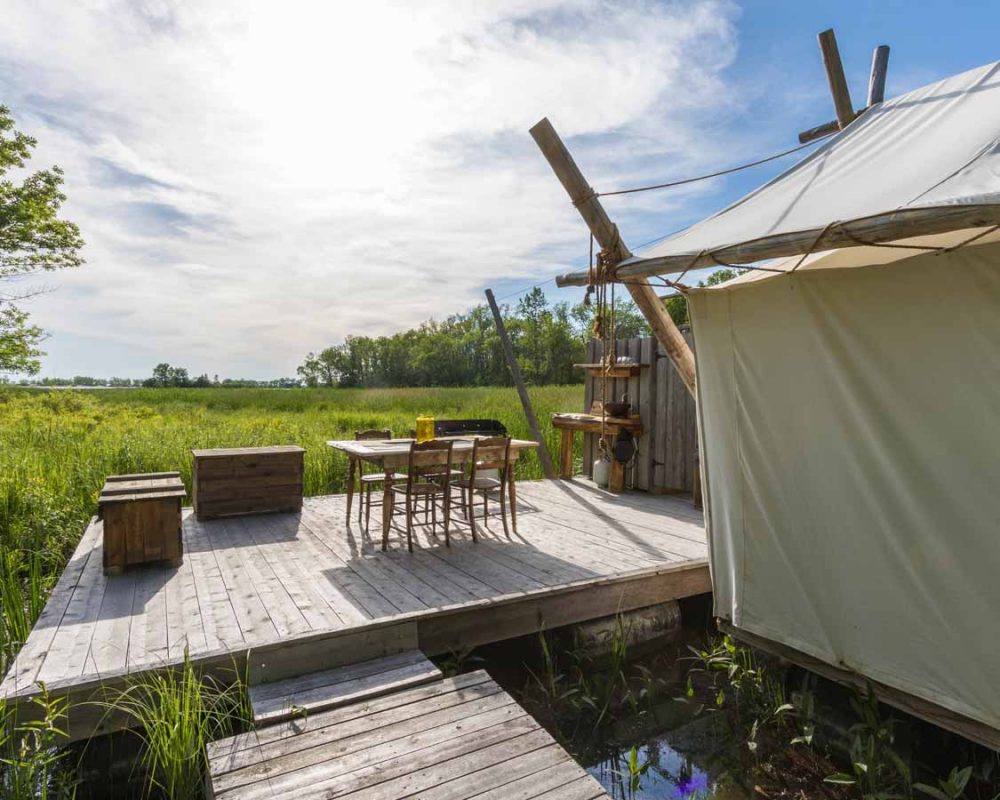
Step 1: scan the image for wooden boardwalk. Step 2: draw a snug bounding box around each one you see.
[207,670,611,800]
[0,479,708,740]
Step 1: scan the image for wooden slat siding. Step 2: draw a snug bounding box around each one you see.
[627,337,642,488]
[209,672,609,800]
[251,650,441,724]
[635,336,656,491]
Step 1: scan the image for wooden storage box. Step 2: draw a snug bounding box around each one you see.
[192,446,305,519]
[99,472,186,575]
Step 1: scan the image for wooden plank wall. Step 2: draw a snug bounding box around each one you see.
[579,333,697,492]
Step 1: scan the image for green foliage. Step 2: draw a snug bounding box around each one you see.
[610,745,650,797]
[0,684,76,799]
[0,105,84,374]
[0,306,45,374]
[298,290,650,388]
[915,767,974,800]
[526,615,671,741]
[687,634,793,754]
[823,685,914,800]
[105,654,250,798]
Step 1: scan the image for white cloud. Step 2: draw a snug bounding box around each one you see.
[1,0,742,378]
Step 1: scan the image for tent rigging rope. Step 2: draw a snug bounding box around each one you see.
[596,139,824,198]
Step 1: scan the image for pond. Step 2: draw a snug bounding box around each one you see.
[450,596,750,800]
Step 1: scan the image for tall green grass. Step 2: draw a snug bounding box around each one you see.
[104,655,251,798]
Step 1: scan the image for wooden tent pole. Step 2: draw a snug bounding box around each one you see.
[485,288,557,480]
[867,45,890,106]
[818,29,856,129]
[529,117,696,397]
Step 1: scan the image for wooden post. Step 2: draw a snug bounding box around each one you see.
[867,45,890,106]
[485,288,556,480]
[818,29,856,129]
[529,117,696,397]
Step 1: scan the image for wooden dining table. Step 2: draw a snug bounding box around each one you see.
[326,437,539,549]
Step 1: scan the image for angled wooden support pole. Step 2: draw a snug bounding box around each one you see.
[529,117,696,397]
[485,288,557,480]
[818,28,856,129]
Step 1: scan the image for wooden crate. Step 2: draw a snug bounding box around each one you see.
[192,446,305,519]
[99,472,186,575]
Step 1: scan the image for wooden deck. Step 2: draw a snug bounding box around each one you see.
[208,670,611,799]
[0,479,708,740]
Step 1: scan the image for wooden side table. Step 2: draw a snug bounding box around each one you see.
[99,472,186,575]
[550,413,643,493]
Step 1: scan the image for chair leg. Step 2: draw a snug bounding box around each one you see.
[431,492,437,535]
[482,491,489,530]
[405,492,414,553]
[364,485,372,532]
[466,485,477,541]
[499,481,510,539]
[357,481,364,525]
[443,489,452,547]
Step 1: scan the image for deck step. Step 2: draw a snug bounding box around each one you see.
[249,649,442,725]
[209,670,611,800]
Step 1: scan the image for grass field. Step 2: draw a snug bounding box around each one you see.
[0,385,582,677]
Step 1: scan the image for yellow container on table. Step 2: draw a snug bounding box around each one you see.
[415,415,435,443]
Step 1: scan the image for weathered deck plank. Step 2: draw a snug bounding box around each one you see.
[250,649,442,724]
[209,671,609,800]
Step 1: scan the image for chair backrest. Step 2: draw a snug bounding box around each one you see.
[407,439,455,481]
[470,436,511,476]
[434,419,507,437]
[355,429,391,441]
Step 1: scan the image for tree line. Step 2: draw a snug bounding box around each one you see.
[296,288,654,388]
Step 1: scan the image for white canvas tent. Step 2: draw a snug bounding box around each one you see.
[677,61,1000,747]
[545,56,1000,746]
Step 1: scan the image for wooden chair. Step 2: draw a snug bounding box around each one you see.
[390,440,455,551]
[355,429,406,533]
[453,436,512,541]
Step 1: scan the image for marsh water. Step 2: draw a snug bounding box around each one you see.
[460,598,746,800]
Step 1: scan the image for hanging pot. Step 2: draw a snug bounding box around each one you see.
[604,392,631,418]
[612,430,637,464]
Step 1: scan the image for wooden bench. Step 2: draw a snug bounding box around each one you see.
[192,446,305,519]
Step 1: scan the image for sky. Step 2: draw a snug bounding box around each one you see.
[2,0,999,380]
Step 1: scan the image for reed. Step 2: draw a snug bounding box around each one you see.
[103,655,251,799]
